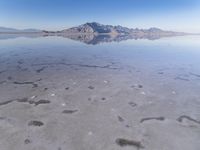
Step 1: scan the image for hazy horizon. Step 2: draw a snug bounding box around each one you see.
[0,0,200,33]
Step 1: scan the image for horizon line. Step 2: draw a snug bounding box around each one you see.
[0,22,197,34]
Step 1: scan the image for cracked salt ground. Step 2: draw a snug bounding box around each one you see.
[0,36,200,150]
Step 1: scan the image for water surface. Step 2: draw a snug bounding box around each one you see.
[0,35,200,150]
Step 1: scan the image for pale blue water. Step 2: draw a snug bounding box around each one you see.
[0,35,200,150]
[1,35,200,102]
[1,35,200,75]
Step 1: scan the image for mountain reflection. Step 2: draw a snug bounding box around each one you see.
[0,33,180,45]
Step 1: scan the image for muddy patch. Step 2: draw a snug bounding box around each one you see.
[17,97,29,103]
[24,139,32,144]
[65,87,70,90]
[17,98,51,106]
[13,79,42,88]
[0,100,14,106]
[13,81,38,88]
[101,97,106,101]
[131,84,143,89]
[0,98,29,106]
[44,88,48,91]
[128,102,137,107]
[158,72,164,75]
[88,86,95,90]
[177,115,200,125]
[62,109,78,114]
[118,116,124,122]
[189,72,200,78]
[0,70,6,74]
[7,76,12,80]
[0,81,6,84]
[17,60,24,65]
[140,117,165,123]
[34,100,51,106]
[36,66,47,73]
[32,62,120,70]
[174,77,190,81]
[28,120,44,127]
[116,138,144,149]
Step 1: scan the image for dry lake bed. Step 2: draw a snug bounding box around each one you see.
[0,35,200,150]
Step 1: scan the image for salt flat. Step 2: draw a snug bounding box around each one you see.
[0,35,200,150]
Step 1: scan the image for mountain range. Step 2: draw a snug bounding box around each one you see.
[0,27,41,33]
[0,22,192,44]
[55,22,187,37]
[0,22,187,36]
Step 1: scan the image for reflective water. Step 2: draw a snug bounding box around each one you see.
[0,35,200,150]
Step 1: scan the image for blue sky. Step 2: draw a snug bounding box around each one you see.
[0,0,200,32]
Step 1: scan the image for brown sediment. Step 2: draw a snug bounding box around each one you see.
[158,72,164,74]
[44,88,48,91]
[36,66,47,73]
[131,84,143,89]
[177,115,200,125]
[0,98,50,107]
[101,97,106,101]
[13,79,42,88]
[0,100,14,106]
[7,76,12,80]
[0,98,28,106]
[16,65,28,71]
[0,70,6,74]
[0,81,6,84]
[140,116,165,123]
[17,98,29,102]
[138,85,143,88]
[31,62,120,70]
[174,77,190,81]
[118,116,124,122]
[62,110,78,114]
[17,60,24,64]
[18,98,50,106]
[128,102,137,107]
[116,138,144,149]
[34,100,51,106]
[28,120,44,127]
[189,72,200,78]
[24,139,31,144]
[13,81,38,88]
[88,86,95,90]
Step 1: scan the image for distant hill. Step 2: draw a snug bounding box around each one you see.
[58,22,186,36]
[0,23,193,44]
[0,27,41,33]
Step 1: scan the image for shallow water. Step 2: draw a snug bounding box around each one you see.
[0,35,200,150]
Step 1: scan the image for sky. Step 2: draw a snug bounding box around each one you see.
[0,0,200,33]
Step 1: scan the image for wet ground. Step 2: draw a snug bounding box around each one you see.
[0,35,200,150]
